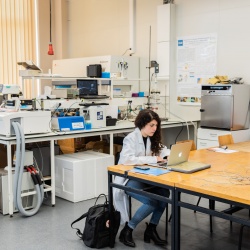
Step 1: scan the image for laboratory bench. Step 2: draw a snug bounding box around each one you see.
[0,119,197,216]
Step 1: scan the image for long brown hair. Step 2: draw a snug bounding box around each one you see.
[134,109,164,155]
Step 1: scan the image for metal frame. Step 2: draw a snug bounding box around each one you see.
[174,188,250,250]
[0,120,194,216]
[108,170,175,250]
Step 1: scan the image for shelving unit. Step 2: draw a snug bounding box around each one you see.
[21,75,169,119]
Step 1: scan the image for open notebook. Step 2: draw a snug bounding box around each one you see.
[157,141,211,173]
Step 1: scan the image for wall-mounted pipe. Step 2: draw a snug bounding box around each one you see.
[129,0,136,54]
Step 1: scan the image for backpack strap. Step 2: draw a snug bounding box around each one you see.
[95,193,107,205]
[71,211,88,239]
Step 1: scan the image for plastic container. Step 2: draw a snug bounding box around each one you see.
[85,120,92,130]
[101,72,110,78]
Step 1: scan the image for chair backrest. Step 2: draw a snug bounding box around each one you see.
[176,140,196,151]
[218,134,234,146]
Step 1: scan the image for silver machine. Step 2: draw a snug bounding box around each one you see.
[200,84,250,130]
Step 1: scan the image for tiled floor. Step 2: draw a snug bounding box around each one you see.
[0,194,249,250]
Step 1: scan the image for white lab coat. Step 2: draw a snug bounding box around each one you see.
[113,127,170,224]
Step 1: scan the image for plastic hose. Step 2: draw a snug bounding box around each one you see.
[12,121,44,216]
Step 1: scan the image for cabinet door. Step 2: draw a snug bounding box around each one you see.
[200,95,233,129]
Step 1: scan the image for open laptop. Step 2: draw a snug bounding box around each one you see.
[158,141,211,173]
[77,79,109,99]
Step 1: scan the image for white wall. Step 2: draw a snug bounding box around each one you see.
[65,0,162,60]
[175,0,250,82]
[169,0,250,121]
[48,0,250,122]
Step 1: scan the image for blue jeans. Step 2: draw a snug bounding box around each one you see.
[126,179,169,230]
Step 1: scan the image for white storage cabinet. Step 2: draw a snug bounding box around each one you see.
[55,151,114,202]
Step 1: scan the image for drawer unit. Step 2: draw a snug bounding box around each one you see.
[197,128,250,149]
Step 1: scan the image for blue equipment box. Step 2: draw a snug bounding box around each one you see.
[58,116,85,131]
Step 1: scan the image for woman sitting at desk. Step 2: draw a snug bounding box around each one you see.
[113,109,170,247]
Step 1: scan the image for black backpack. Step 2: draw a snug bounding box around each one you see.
[71,194,121,248]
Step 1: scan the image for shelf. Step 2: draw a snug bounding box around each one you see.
[42,176,51,181]
[20,184,52,197]
[113,96,147,99]
[113,82,134,86]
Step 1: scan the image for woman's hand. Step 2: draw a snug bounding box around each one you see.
[157,156,166,163]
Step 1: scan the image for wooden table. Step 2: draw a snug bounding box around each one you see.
[228,140,250,152]
[107,141,250,250]
[174,148,250,249]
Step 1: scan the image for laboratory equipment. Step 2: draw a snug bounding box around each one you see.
[80,106,106,128]
[0,169,36,215]
[0,111,51,137]
[200,84,250,130]
[0,84,19,95]
[51,116,85,131]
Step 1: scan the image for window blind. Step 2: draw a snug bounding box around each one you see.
[0,0,36,98]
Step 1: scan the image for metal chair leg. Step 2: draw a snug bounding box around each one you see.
[194,196,201,213]
[168,213,172,222]
[129,195,132,220]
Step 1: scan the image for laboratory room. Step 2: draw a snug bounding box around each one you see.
[1,0,250,249]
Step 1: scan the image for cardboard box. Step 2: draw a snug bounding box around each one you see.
[59,147,76,154]
[0,144,15,168]
[104,144,122,156]
[86,141,107,153]
[57,136,100,153]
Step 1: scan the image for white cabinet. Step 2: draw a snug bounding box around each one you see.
[197,128,250,149]
[55,151,114,202]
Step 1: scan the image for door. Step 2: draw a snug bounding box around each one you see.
[200,95,233,129]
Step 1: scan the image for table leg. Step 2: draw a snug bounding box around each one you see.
[7,143,14,216]
[174,188,180,250]
[50,139,55,206]
[108,172,114,247]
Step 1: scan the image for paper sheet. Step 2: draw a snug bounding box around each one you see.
[207,148,238,154]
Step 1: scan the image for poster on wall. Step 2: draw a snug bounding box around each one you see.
[176,33,217,105]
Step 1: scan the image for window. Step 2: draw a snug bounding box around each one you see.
[0,0,36,98]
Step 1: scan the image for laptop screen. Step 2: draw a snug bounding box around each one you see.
[77,79,98,96]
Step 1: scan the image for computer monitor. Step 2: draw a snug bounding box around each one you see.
[77,79,98,96]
